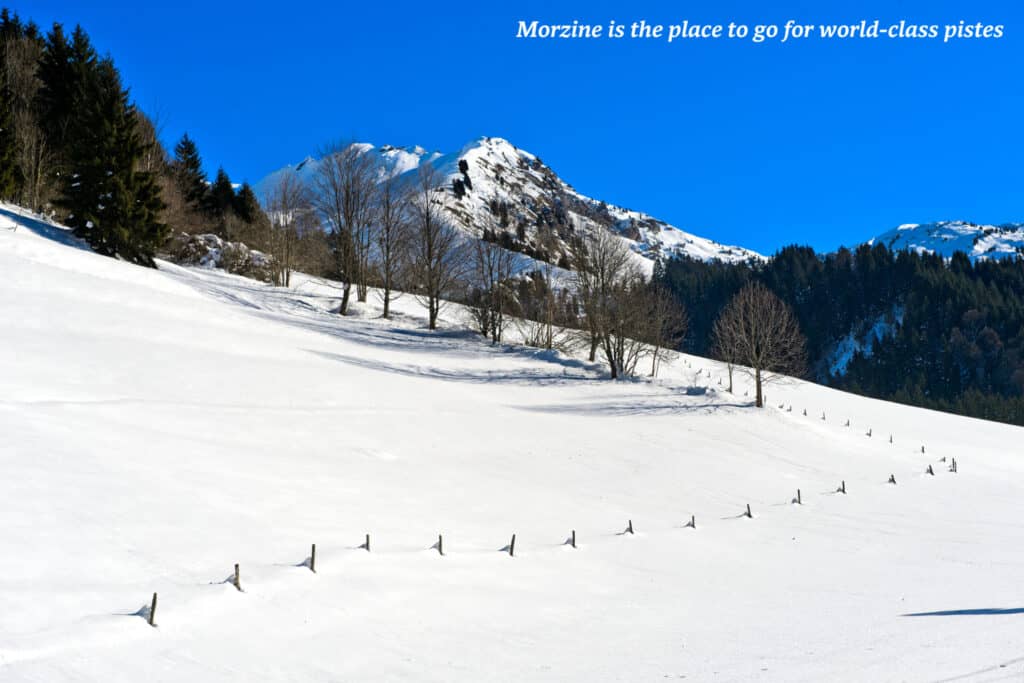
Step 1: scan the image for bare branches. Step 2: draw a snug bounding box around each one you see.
[264,170,313,287]
[711,282,806,406]
[468,199,523,343]
[372,172,412,319]
[310,142,377,314]
[408,163,469,330]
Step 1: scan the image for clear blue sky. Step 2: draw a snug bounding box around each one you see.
[15,0,1024,254]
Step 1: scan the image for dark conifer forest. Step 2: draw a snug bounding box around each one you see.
[658,244,1024,425]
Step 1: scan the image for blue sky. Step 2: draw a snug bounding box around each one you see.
[16,0,1024,254]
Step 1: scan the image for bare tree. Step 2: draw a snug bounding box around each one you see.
[642,285,688,377]
[573,228,648,379]
[2,30,53,210]
[408,163,467,330]
[265,169,312,287]
[310,142,376,314]
[710,282,807,407]
[372,172,411,318]
[468,201,522,342]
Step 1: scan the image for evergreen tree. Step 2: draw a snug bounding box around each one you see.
[232,182,261,224]
[171,133,207,208]
[45,33,166,265]
[206,167,235,217]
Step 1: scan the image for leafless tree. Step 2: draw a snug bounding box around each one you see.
[572,228,648,379]
[408,163,468,330]
[710,282,807,407]
[641,285,688,377]
[372,172,411,318]
[2,31,53,210]
[470,239,520,343]
[265,169,312,287]
[310,142,377,314]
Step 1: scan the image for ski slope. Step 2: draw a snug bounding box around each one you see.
[1,204,1023,682]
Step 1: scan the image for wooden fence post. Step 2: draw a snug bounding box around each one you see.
[233,563,241,591]
[438,534,444,556]
[509,534,516,557]
[310,544,316,573]
[148,592,157,627]
[571,529,576,548]
[745,504,752,518]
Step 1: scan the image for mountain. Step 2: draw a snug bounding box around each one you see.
[868,221,1024,262]
[2,202,1023,681]
[256,137,763,270]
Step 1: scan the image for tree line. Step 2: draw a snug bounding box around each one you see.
[658,244,1024,425]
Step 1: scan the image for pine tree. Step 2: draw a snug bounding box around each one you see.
[206,167,235,217]
[49,46,165,265]
[232,182,261,224]
[171,133,207,208]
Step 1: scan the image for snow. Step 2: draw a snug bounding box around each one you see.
[255,137,764,270]
[2,204,1024,681]
[826,306,904,377]
[871,221,1024,262]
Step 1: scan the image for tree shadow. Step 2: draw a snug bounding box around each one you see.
[0,204,89,250]
[308,349,603,387]
[516,399,752,417]
[903,607,1024,617]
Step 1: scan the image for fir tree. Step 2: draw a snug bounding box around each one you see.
[232,182,261,224]
[171,133,207,208]
[48,44,165,265]
[206,167,235,217]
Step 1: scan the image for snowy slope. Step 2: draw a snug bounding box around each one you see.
[869,221,1024,262]
[257,137,763,271]
[2,204,1024,682]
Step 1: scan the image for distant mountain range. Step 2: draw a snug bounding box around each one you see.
[868,221,1024,262]
[257,137,1022,268]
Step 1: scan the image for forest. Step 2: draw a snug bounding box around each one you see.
[658,244,1024,425]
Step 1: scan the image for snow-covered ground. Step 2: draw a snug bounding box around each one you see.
[2,203,1023,682]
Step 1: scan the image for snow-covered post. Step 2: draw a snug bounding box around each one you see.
[921,445,926,453]
[148,592,158,627]
[796,489,802,505]
[626,520,634,535]
[744,504,753,518]
[926,465,934,476]
[887,474,896,485]
[685,515,696,529]
[233,564,241,591]
[867,428,873,437]
[889,434,893,444]
[837,480,846,494]
[364,534,371,552]
[437,534,444,556]
[508,534,516,557]
[310,544,316,573]
[571,530,577,548]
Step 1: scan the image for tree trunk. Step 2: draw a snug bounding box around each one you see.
[755,367,763,407]
[383,289,391,319]
[589,333,598,362]
[339,283,351,315]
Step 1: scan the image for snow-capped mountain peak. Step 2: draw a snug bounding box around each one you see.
[256,136,763,270]
[869,220,1024,262]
